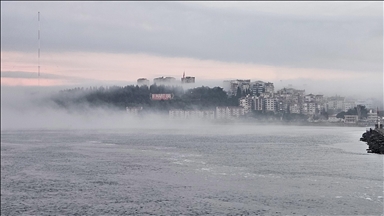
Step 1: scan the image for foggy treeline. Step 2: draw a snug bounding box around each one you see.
[50,85,240,113]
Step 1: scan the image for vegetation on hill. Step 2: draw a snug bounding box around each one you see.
[51,84,239,112]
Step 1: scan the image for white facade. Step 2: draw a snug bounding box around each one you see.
[223,80,251,96]
[302,102,316,115]
[169,110,215,119]
[252,96,263,111]
[367,110,378,123]
[327,96,345,111]
[215,106,245,119]
[264,98,276,112]
[344,115,358,124]
[289,103,300,114]
[343,102,355,112]
[126,107,143,115]
[153,76,176,85]
[137,78,149,86]
[328,114,340,123]
[239,95,253,113]
[304,94,315,102]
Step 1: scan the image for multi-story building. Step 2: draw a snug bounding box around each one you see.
[314,95,324,103]
[303,102,316,115]
[153,76,176,85]
[344,115,358,124]
[328,114,340,123]
[356,99,374,109]
[276,100,288,113]
[343,101,355,112]
[289,103,301,114]
[137,78,149,86]
[327,96,345,112]
[304,94,315,102]
[251,81,265,96]
[252,96,263,111]
[223,80,251,96]
[169,110,215,119]
[239,95,253,113]
[215,106,245,119]
[264,82,274,96]
[367,109,378,123]
[264,98,276,113]
[126,106,143,115]
[181,73,195,83]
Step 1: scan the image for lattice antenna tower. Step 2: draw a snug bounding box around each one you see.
[38,11,40,86]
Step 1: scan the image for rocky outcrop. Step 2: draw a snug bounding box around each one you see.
[360,129,384,154]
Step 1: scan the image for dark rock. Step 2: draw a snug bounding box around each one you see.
[360,129,384,154]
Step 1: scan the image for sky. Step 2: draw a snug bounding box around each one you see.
[1,1,383,99]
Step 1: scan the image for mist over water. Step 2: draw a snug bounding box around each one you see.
[1,85,384,215]
[2,82,383,131]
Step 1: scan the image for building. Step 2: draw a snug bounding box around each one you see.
[264,98,276,113]
[302,102,316,115]
[367,109,378,123]
[223,79,251,96]
[344,115,358,124]
[215,106,245,119]
[356,99,374,109]
[181,76,195,83]
[314,95,324,103]
[137,78,149,86]
[252,96,263,111]
[126,106,143,115]
[251,81,265,96]
[169,109,215,119]
[304,94,315,102]
[181,72,195,83]
[264,82,274,96]
[239,95,253,113]
[343,101,355,112]
[328,114,340,123]
[327,96,345,111]
[289,103,301,114]
[153,76,176,85]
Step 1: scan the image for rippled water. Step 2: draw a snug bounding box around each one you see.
[1,125,383,215]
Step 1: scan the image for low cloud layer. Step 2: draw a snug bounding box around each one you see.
[1,1,382,74]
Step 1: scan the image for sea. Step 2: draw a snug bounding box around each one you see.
[1,124,383,215]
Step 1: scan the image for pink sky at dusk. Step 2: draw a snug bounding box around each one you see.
[1,51,368,87]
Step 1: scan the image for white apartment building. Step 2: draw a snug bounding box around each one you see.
[264,82,274,96]
[223,80,251,96]
[137,78,150,86]
[239,95,253,113]
[169,110,215,119]
[215,106,245,119]
[308,102,316,115]
[304,94,315,102]
[252,96,263,111]
[264,98,276,113]
[328,114,340,123]
[289,103,301,114]
[314,95,324,103]
[344,115,358,124]
[367,109,378,123]
[343,102,355,112]
[327,96,345,111]
[126,107,143,115]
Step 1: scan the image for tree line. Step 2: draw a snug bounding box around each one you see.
[51,84,240,112]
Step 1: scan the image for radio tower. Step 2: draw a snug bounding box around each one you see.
[38,11,40,87]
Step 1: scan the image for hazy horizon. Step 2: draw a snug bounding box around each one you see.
[1,2,383,100]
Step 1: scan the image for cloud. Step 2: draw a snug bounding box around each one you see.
[1,1,382,74]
